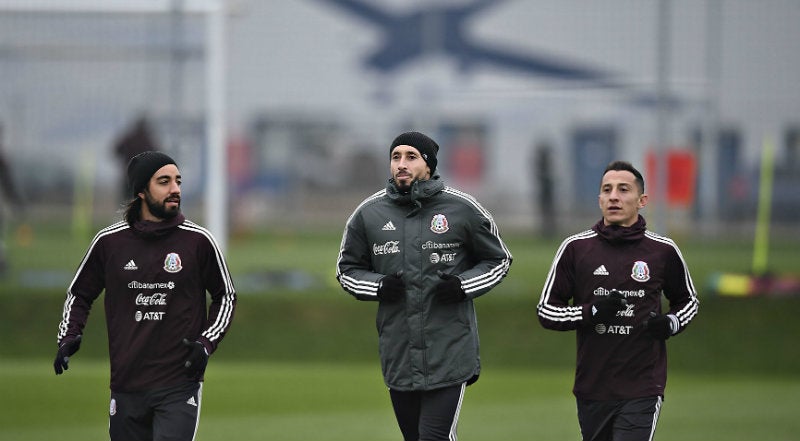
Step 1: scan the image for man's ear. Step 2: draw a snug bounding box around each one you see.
[638,193,649,209]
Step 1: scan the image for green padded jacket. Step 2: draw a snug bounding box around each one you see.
[336,176,512,391]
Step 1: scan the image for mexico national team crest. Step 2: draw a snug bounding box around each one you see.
[164,252,183,273]
[631,260,650,282]
[430,214,449,234]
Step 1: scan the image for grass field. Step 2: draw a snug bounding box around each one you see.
[1,221,799,439]
[1,360,798,441]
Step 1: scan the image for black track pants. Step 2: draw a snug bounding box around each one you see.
[109,381,202,441]
[577,395,663,441]
[389,382,466,441]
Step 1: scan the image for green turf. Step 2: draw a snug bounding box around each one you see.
[2,223,800,439]
[2,360,798,441]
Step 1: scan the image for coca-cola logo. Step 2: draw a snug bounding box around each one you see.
[373,241,401,255]
[135,293,168,306]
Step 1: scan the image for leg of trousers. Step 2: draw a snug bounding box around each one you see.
[390,382,466,441]
[577,396,662,441]
[109,382,202,441]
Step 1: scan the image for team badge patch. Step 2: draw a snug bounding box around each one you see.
[164,252,183,273]
[430,214,449,234]
[110,398,117,416]
[631,260,650,282]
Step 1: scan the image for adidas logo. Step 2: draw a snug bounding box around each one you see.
[186,396,198,407]
[124,260,138,271]
[382,221,396,231]
[593,265,609,276]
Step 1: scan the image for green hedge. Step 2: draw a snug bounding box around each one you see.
[11,287,800,376]
[4,226,799,376]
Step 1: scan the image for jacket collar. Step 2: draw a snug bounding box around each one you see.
[131,213,185,239]
[592,214,647,243]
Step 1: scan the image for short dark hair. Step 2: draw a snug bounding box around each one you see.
[602,160,645,194]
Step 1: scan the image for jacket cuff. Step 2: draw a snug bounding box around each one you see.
[581,304,593,323]
[667,314,680,335]
[197,336,214,356]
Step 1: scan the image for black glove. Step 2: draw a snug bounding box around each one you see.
[643,312,678,340]
[589,289,627,324]
[53,335,82,375]
[182,339,209,376]
[377,272,405,302]
[435,272,466,304]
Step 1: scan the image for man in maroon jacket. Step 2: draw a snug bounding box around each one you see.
[54,151,236,441]
[537,160,699,441]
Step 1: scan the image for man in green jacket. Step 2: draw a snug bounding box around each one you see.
[336,131,512,441]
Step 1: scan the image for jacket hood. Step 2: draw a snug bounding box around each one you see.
[386,175,445,206]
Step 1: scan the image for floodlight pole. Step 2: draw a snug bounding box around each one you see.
[700,0,722,228]
[653,0,672,234]
[205,0,228,252]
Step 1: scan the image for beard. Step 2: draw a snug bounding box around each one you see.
[393,175,417,194]
[395,180,412,194]
[144,191,180,220]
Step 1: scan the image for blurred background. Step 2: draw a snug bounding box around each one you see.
[0,0,798,242]
[1,2,799,439]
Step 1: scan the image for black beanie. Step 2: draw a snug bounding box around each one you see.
[127,151,177,197]
[390,131,439,174]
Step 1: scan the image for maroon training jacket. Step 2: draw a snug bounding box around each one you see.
[56,214,236,392]
[537,216,699,401]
